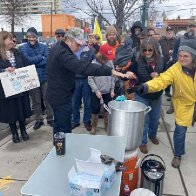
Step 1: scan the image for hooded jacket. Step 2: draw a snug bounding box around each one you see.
[146,62,196,127]
[130,21,143,48]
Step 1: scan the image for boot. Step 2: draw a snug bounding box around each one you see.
[90,114,98,135]
[103,111,109,132]
[9,123,20,143]
[19,120,29,141]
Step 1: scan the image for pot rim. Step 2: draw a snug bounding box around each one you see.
[108,100,147,113]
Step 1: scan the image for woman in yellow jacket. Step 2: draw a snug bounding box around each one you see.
[126,39,196,168]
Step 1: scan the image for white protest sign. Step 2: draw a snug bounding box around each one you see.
[0,65,40,97]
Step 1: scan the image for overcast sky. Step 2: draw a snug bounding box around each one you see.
[63,0,195,21]
[156,0,195,19]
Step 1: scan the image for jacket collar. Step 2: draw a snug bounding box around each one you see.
[60,41,74,54]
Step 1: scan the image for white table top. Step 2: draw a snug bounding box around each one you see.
[21,133,125,196]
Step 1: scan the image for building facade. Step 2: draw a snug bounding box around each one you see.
[0,0,63,15]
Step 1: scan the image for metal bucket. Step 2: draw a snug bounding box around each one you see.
[104,100,151,151]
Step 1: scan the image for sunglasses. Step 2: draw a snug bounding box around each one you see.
[143,49,153,52]
[56,34,65,38]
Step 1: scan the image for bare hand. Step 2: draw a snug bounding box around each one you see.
[151,72,159,78]
[125,71,137,79]
[6,67,15,72]
[112,69,126,78]
[96,91,102,99]
[110,91,115,98]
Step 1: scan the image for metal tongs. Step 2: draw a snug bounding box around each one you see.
[100,154,126,172]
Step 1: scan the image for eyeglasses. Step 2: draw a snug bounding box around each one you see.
[56,34,65,38]
[143,49,153,52]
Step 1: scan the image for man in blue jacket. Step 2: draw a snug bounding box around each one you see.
[20,27,53,130]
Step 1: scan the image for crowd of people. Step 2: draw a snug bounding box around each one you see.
[0,20,195,169]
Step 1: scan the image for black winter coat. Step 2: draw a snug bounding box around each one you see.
[0,49,28,99]
[0,49,31,123]
[46,41,112,107]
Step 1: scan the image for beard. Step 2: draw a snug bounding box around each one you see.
[107,39,117,46]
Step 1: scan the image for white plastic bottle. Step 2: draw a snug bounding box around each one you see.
[124,184,130,196]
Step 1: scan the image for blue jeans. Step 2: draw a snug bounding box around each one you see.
[53,102,72,135]
[72,79,92,125]
[173,124,187,157]
[135,94,162,145]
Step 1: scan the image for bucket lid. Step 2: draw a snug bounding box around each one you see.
[130,188,156,196]
[141,159,165,181]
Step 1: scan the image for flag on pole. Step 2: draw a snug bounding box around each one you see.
[93,18,103,44]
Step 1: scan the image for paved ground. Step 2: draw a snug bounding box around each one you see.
[0,95,195,196]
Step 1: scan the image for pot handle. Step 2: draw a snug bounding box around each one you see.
[103,104,111,114]
[144,106,151,115]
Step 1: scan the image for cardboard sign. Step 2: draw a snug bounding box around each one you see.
[0,65,40,97]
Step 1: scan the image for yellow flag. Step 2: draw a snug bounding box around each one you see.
[93,19,103,44]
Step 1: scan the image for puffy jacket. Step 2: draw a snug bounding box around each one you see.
[146,62,196,127]
[20,42,48,83]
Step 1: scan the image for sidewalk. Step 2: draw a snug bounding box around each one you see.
[0,95,195,196]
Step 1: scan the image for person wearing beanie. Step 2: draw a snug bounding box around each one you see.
[126,39,196,168]
[102,25,119,61]
[88,49,115,135]
[173,21,196,63]
[20,27,54,130]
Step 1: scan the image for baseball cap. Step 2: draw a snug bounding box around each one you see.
[66,27,86,45]
[99,44,115,60]
[55,29,65,35]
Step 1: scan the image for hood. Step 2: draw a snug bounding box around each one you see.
[130,21,143,34]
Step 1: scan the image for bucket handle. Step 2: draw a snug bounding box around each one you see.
[144,106,152,115]
[140,154,166,170]
[103,104,111,114]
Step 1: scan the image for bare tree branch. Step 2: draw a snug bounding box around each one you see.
[1,0,31,32]
[64,0,169,33]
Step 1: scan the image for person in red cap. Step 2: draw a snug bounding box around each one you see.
[88,47,115,135]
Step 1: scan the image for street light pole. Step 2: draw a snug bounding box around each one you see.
[50,1,53,37]
[141,0,148,28]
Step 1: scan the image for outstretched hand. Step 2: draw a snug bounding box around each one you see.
[111,69,127,78]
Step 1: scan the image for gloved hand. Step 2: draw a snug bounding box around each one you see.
[127,84,145,95]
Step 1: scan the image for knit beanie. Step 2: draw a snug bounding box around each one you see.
[106,25,117,36]
[178,39,196,56]
[27,27,38,38]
